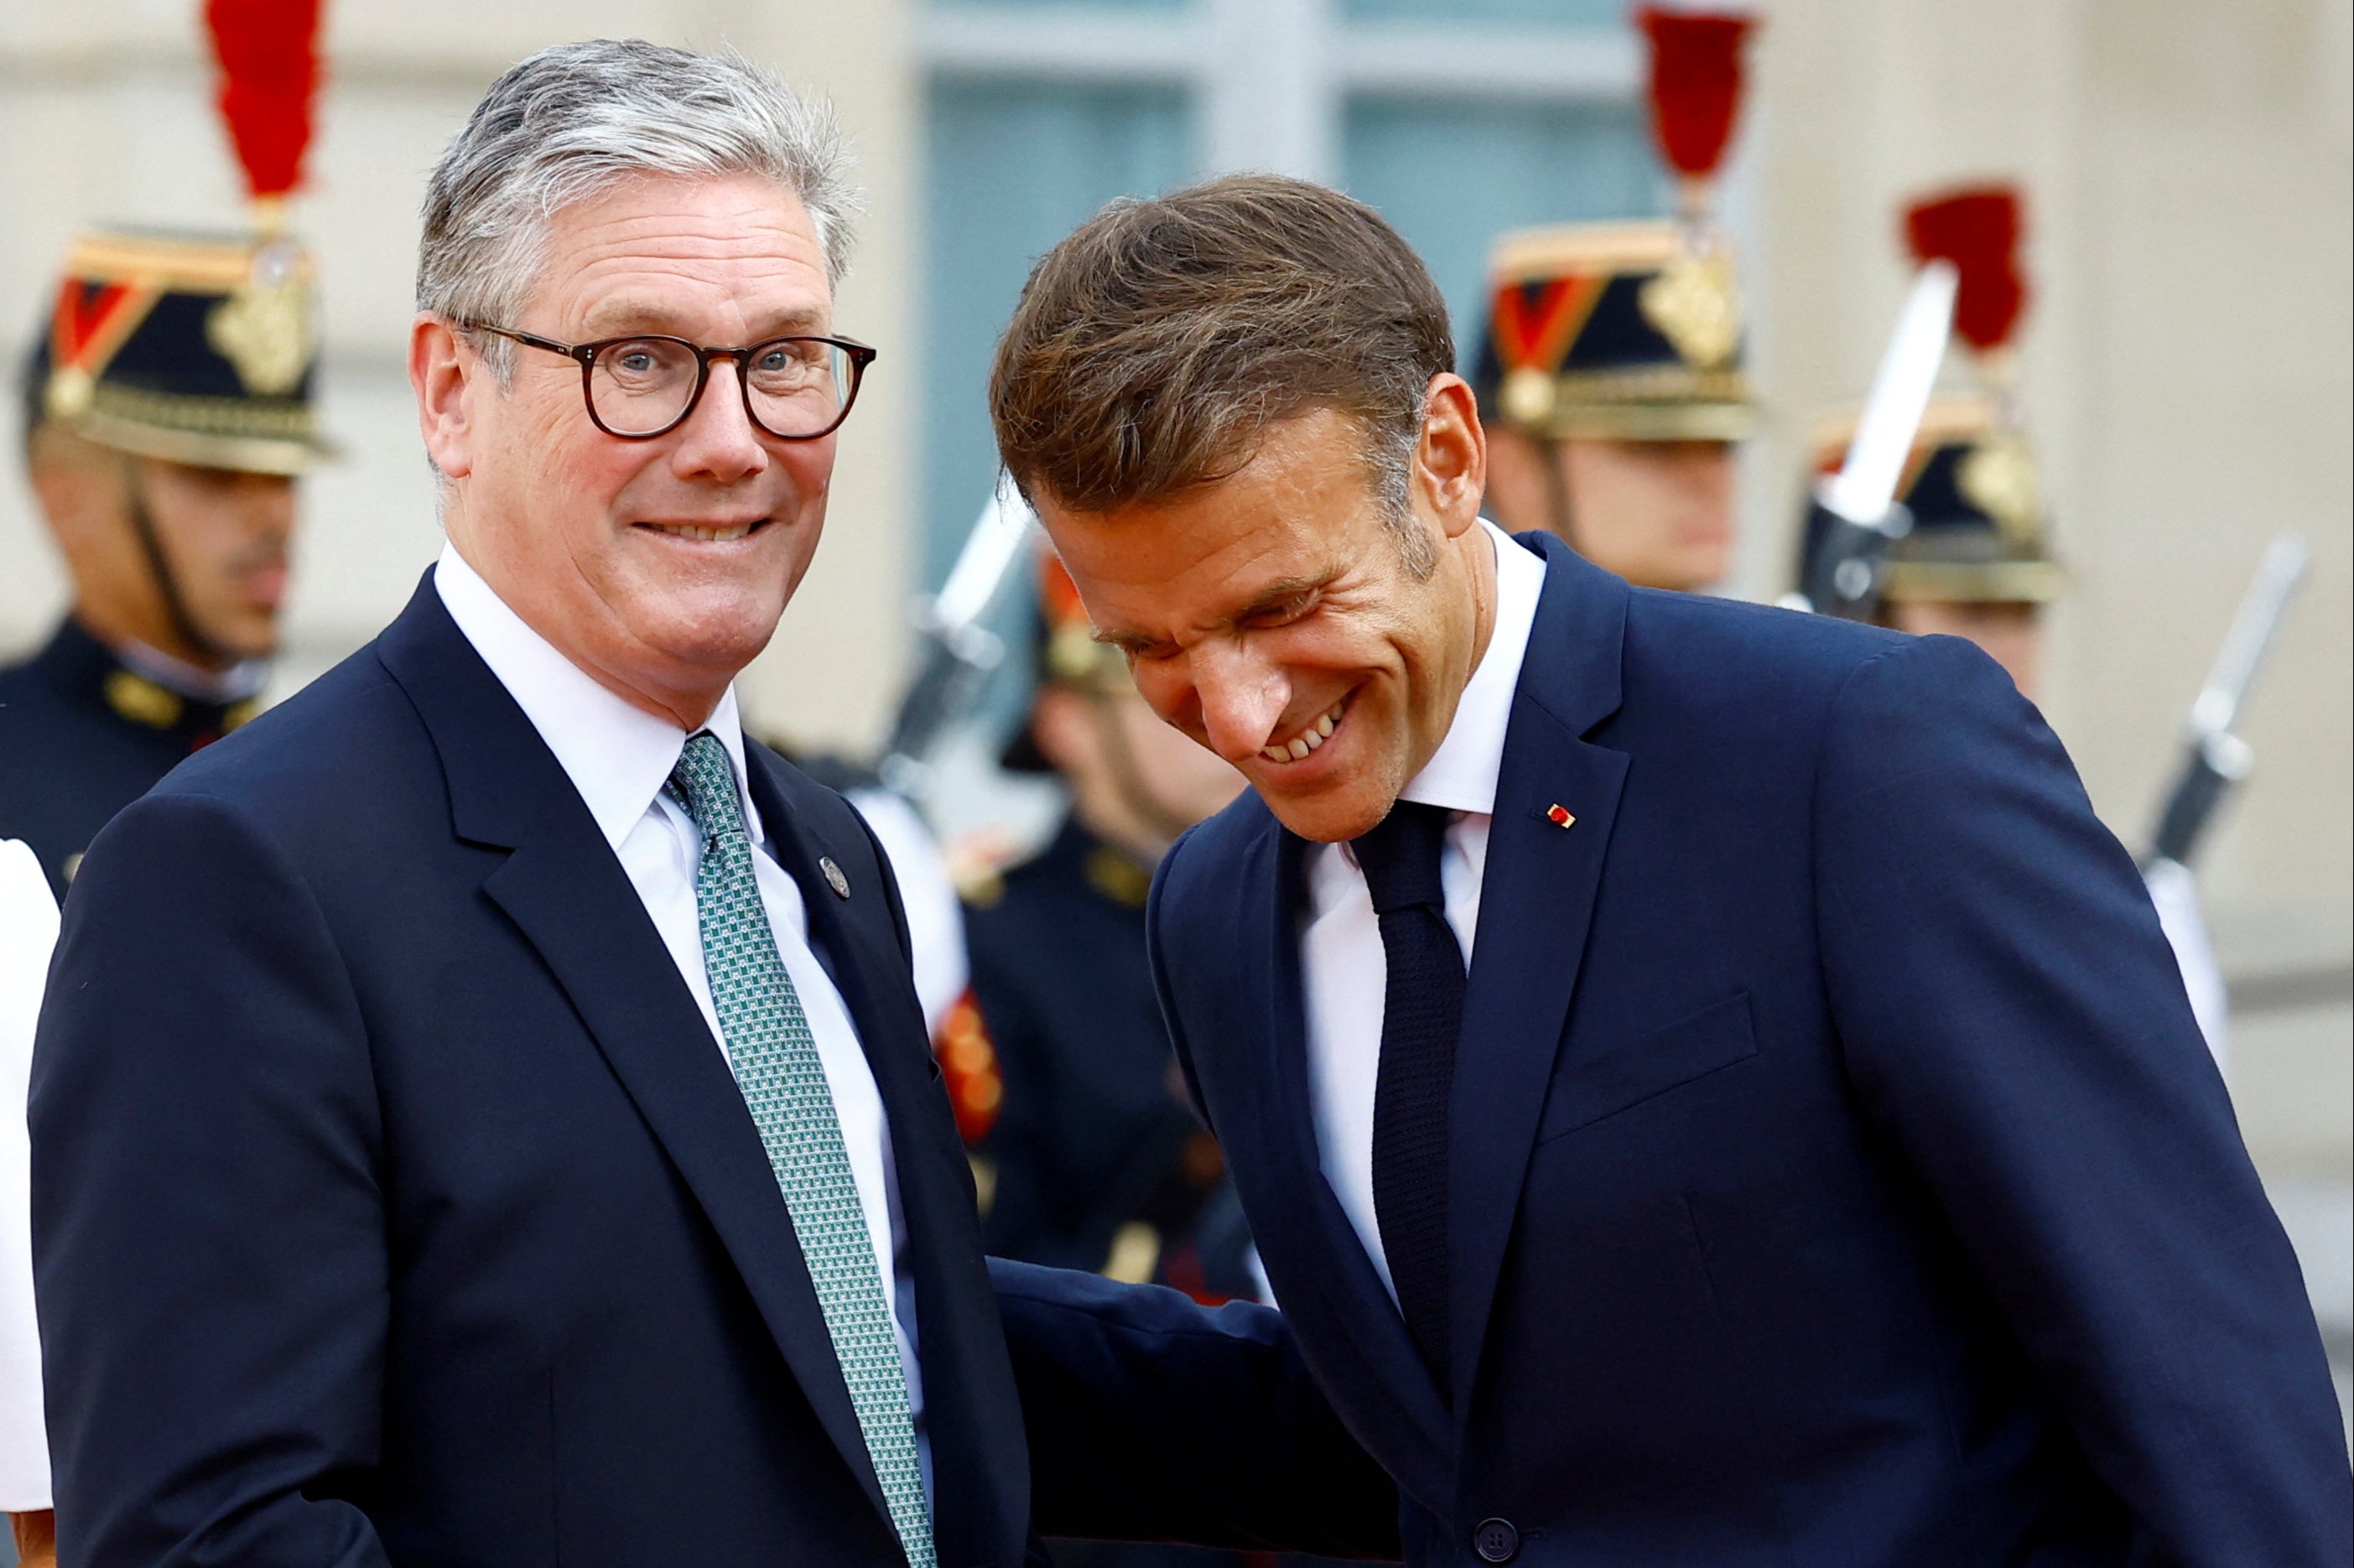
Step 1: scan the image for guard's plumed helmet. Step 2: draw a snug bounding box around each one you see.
[1470,6,1758,444]
[22,230,327,475]
[21,0,332,473]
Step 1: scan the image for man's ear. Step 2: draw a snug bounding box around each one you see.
[410,314,481,480]
[1416,373,1486,541]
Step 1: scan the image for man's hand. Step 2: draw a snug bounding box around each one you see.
[11,1508,56,1568]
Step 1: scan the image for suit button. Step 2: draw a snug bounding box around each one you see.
[1473,1517,1520,1563]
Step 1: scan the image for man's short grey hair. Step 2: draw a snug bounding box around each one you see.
[418,39,860,377]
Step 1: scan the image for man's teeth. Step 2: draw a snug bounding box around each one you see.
[1260,701,1346,764]
[651,522,756,542]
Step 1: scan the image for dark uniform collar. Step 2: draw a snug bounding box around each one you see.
[1031,813,1156,910]
[28,618,262,745]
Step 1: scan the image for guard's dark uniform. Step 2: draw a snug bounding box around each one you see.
[4,227,325,900]
[0,626,258,899]
[966,817,1234,1285]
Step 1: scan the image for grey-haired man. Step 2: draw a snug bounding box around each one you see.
[29,42,1395,1568]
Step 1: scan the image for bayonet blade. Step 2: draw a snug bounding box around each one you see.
[1822,259,1958,527]
[931,472,1036,637]
[2190,535,2307,738]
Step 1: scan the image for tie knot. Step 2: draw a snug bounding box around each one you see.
[665,731,741,840]
[1353,801,1452,916]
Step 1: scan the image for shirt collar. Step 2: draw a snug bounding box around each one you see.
[114,639,269,704]
[433,543,762,850]
[1395,519,1546,818]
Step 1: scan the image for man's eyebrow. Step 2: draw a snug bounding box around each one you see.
[1092,568,1340,652]
[1232,571,1336,619]
[579,301,831,340]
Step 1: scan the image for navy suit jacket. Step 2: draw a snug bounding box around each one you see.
[1147,533,2351,1567]
[31,578,1397,1566]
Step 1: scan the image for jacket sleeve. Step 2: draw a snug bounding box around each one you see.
[31,793,391,1568]
[989,1258,1399,1559]
[985,833,1397,1560]
[1813,634,2351,1565]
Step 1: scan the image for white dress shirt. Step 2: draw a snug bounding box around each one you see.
[1300,522,1546,1300]
[434,548,928,1478]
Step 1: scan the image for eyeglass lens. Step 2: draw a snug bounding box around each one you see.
[589,337,854,438]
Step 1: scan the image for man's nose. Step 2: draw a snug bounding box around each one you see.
[1190,641,1292,764]
[238,475,297,542]
[670,358,772,483]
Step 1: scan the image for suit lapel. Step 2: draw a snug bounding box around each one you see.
[374,581,895,1532]
[746,748,1029,1568]
[1238,814,1457,1514]
[1446,533,1634,1417]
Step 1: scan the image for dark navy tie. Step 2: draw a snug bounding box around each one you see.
[1354,800,1464,1403]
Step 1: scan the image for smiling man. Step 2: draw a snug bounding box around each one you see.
[29,47,1395,1568]
[990,176,2351,1567]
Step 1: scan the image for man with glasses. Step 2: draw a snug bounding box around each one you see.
[30,42,1395,1568]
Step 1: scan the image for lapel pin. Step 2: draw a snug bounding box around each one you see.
[1546,803,1576,829]
[819,856,851,899]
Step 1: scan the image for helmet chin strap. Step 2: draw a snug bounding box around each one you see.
[1537,434,1583,556]
[119,461,231,669]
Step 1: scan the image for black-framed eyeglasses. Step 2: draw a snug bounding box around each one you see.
[462,322,876,441]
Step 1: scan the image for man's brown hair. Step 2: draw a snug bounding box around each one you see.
[988,174,1454,551]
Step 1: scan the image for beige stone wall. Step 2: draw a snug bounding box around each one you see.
[0,0,918,752]
[1744,0,2351,962]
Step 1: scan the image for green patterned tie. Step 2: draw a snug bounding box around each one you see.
[666,733,935,1568]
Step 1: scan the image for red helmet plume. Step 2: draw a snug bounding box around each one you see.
[202,0,327,205]
[1635,5,1757,183]
[1905,184,2029,354]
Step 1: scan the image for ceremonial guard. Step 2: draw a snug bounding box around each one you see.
[1792,184,2229,1060]
[1472,5,1755,592]
[0,3,329,900]
[0,5,328,1560]
[965,558,1250,1305]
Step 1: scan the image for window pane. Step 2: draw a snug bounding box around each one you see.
[931,0,1192,14]
[1340,0,1625,24]
[1342,96,1666,371]
[920,81,1194,584]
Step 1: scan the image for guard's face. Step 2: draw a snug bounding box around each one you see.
[1030,684,1247,852]
[1557,437,1733,590]
[1486,429,1733,591]
[1037,395,1489,844]
[418,170,835,719]
[1888,598,2044,700]
[129,458,294,662]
